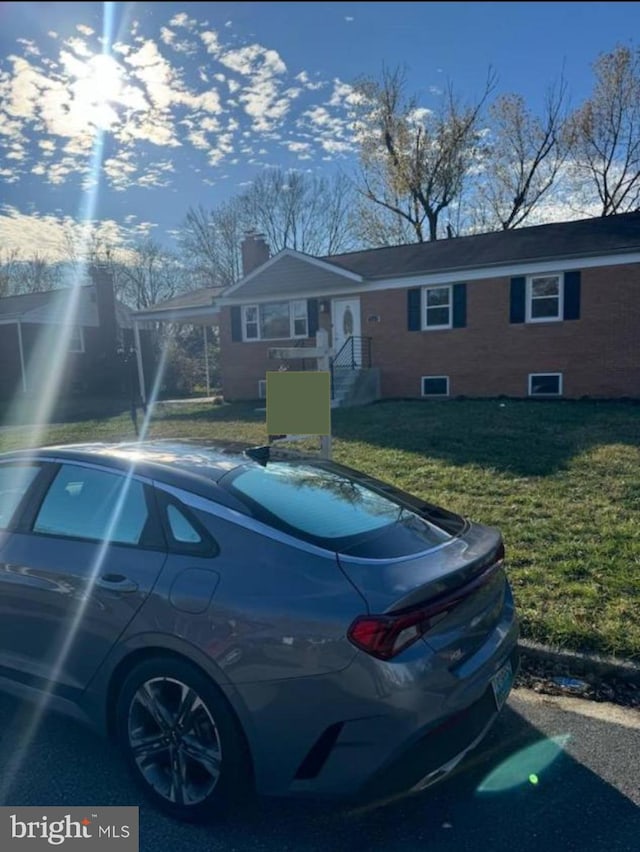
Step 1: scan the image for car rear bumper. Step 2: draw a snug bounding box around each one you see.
[357,645,520,802]
[227,600,519,799]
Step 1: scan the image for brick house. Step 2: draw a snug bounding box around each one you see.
[216,213,640,402]
[0,268,134,400]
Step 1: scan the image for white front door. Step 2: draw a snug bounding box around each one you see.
[331,298,362,365]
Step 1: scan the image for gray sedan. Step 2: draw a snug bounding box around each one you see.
[0,440,519,821]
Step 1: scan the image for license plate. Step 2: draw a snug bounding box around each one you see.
[491,659,513,710]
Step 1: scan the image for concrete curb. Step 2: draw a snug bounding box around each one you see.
[518,638,640,685]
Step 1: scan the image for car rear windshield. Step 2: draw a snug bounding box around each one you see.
[221,462,454,554]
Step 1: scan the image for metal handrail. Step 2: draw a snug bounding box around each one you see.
[329,336,372,398]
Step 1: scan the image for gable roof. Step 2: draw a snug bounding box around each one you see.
[324,211,640,279]
[221,211,640,303]
[0,285,131,327]
[221,249,362,301]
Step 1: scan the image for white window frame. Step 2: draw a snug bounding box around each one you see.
[526,274,564,323]
[291,299,308,338]
[528,372,563,397]
[422,285,452,330]
[68,325,85,353]
[242,300,308,341]
[421,375,450,397]
[242,305,259,341]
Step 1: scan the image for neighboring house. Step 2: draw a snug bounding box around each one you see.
[0,268,133,400]
[215,213,640,402]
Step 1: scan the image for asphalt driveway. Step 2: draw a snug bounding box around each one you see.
[0,688,638,852]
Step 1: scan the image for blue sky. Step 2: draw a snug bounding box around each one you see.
[1,1,639,259]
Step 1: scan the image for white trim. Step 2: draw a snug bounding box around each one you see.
[241,298,308,342]
[525,273,564,324]
[422,284,453,330]
[528,372,563,397]
[421,375,450,397]
[220,250,640,305]
[222,248,363,298]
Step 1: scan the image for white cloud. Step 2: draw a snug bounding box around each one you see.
[0,11,361,187]
[64,36,92,58]
[160,27,175,45]
[16,38,40,58]
[285,140,313,159]
[0,168,19,183]
[200,30,221,55]
[219,44,286,77]
[0,205,151,262]
[169,13,198,30]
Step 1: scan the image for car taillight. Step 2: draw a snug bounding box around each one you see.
[348,610,433,660]
[348,540,506,661]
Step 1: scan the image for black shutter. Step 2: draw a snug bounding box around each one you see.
[230,306,242,341]
[452,283,467,328]
[510,277,526,323]
[563,271,581,320]
[307,298,319,337]
[407,288,421,331]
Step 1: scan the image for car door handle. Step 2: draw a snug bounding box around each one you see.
[96,573,139,593]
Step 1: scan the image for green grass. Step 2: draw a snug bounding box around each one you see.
[1,398,639,661]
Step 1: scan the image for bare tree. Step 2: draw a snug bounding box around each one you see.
[118,238,181,309]
[179,169,357,285]
[10,252,60,293]
[570,45,640,215]
[239,168,357,255]
[180,201,244,290]
[353,66,495,242]
[479,76,570,229]
[0,248,20,297]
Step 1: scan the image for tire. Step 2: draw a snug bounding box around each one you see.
[115,656,253,822]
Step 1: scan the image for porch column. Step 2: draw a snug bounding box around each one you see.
[133,320,147,405]
[203,325,210,396]
[16,320,27,393]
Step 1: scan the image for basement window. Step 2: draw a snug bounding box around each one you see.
[421,376,450,397]
[528,373,563,396]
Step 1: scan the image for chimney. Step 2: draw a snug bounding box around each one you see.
[241,233,270,277]
[90,265,118,358]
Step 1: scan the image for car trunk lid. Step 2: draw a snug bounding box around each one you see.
[339,523,506,665]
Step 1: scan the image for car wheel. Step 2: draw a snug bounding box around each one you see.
[115,656,252,822]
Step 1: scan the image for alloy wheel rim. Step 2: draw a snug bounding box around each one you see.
[128,677,222,806]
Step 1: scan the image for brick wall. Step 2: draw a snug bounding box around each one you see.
[219,262,640,400]
[219,306,322,399]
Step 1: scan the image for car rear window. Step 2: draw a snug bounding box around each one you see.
[223,462,453,553]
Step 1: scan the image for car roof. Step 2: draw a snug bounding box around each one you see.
[0,439,324,487]
[2,439,256,483]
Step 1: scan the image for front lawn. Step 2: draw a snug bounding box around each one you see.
[1,398,638,660]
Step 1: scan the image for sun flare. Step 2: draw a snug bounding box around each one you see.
[71,52,124,129]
